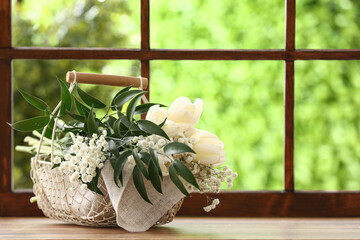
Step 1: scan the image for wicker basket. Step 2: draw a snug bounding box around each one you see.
[31,156,183,227]
[30,73,183,227]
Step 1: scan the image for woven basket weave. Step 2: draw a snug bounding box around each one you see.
[29,79,183,228]
[31,156,183,227]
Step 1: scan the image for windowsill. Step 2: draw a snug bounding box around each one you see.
[1,217,360,239]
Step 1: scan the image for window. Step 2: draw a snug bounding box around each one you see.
[1,0,360,217]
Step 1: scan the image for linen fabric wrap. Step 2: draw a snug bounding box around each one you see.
[101,161,185,232]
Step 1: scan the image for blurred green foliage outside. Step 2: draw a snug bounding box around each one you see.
[296,0,360,48]
[151,61,284,190]
[12,0,140,47]
[295,61,360,190]
[11,0,360,190]
[150,0,284,49]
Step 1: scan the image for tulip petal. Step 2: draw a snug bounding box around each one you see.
[168,97,203,127]
[213,150,226,167]
[191,129,226,166]
[146,105,168,125]
[193,142,222,156]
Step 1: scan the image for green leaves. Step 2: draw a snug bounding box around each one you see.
[133,166,152,204]
[173,160,200,190]
[111,85,133,110]
[148,157,163,194]
[86,168,103,196]
[169,164,190,197]
[109,140,120,159]
[164,142,195,155]
[66,110,85,122]
[14,86,57,133]
[87,106,98,135]
[126,92,146,121]
[132,149,149,179]
[10,115,50,132]
[76,84,106,109]
[149,148,163,179]
[137,120,170,140]
[112,90,143,110]
[112,119,122,136]
[134,103,166,115]
[73,97,89,116]
[112,115,134,137]
[139,152,150,165]
[17,88,50,111]
[106,116,117,129]
[113,150,132,187]
[163,144,199,192]
[57,78,72,114]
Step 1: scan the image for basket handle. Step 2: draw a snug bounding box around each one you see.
[66,71,148,89]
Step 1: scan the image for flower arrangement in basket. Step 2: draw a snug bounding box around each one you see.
[10,71,237,232]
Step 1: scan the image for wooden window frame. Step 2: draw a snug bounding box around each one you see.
[1,0,360,217]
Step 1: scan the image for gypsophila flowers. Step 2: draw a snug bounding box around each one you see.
[133,135,174,176]
[53,156,61,164]
[203,198,220,212]
[57,131,109,189]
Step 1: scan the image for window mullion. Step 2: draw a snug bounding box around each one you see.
[284,60,295,192]
[141,0,150,51]
[285,0,296,51]
[0,0,12,193]
[0,0,11,48]
[284,0,296,191]
[0,60,12,193]
[141,0,150,102]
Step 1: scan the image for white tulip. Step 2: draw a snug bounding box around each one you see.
[162,120,184,138]
[191,129,226,167]
[145,105,168,125]
[168,97,203,127]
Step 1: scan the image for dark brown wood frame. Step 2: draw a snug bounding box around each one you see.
[1,0,360,217]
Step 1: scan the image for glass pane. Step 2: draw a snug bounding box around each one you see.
[12,60,140,190]
[295,61,360,190]
[150,61,284,190]
[150,0,285,49]
[12,0,140,48]
[296,0,360,49]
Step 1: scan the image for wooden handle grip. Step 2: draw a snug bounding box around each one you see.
[66,71,148,89]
